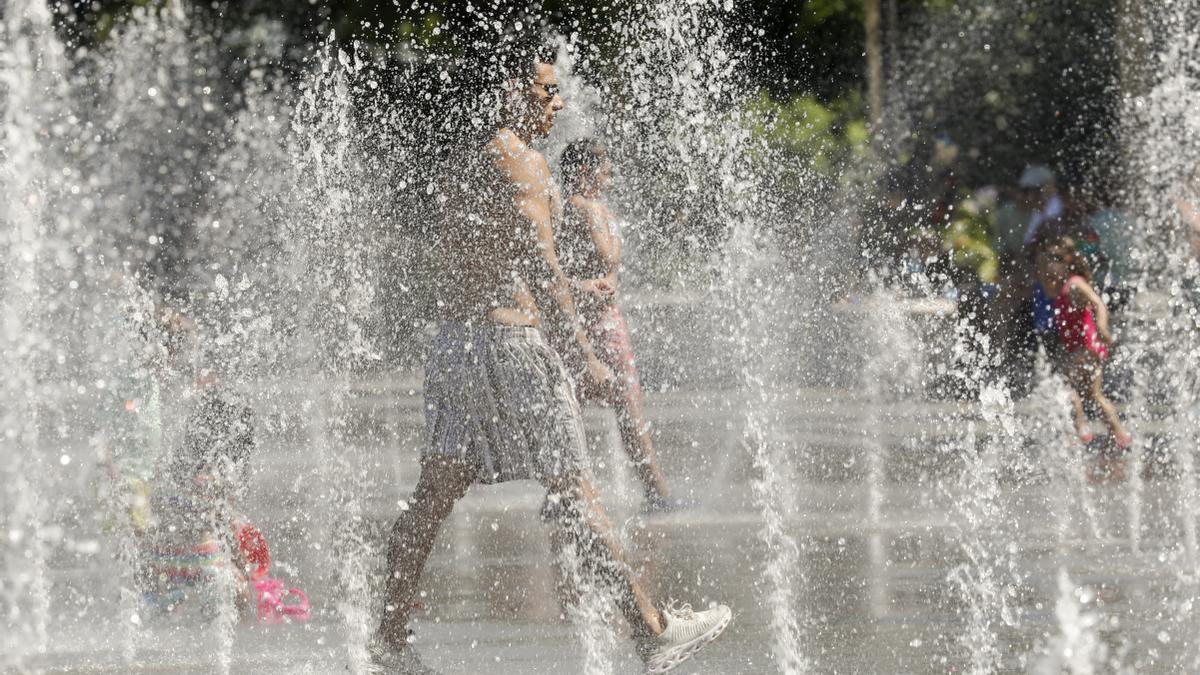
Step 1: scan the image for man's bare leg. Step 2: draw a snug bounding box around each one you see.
[376,456,475,648]
[545,473,663,637]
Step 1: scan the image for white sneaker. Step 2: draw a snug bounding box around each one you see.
[638,601,732,673]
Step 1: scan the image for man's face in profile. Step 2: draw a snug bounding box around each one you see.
[524,62,564,138]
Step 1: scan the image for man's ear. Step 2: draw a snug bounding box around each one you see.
[503,79,527,119]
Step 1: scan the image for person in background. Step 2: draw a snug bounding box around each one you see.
[991,186,1032,257]
[137,352,262,618]
[1175,172,1200,260]
[1172,174,1200,331]
[1084,197,1132,295]
[1019,164,1064,247]
[556,139,680,512]
[1032,231,1131,449]
[1020,165,1066,349]
[990,184,1039,393]
[103,300,190,536]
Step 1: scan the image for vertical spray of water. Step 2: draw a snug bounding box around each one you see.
[543,40,600,171]
[77,4,227,290]
[64,17,247,629]
[210,543,237,674]
[87,8,246,669]
[2,4,226,664]
[860,288,923,620]
[0,0,71,665]
[545,43,626,672]
[1120,0,1200,664]
[727,224,807,675]
[612,1,807,670]
[1027,349,1116,672]
[1034,568,1106,675]
[1177,426,1200,575]
[556,529,619,675]
[943,319,1023,674]
[109,281,168,668]
[286,35,380,668]
[1031,352,1103,544]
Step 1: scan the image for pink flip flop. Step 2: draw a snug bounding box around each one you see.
[253,577,311,624]
[254,577,286,624]
[279,588,310,622]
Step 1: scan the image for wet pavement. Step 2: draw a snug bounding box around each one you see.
[12,384,1199,674]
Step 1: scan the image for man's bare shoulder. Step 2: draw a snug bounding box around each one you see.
[486,130,550,190]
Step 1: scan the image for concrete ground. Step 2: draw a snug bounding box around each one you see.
[13,377,1199,674]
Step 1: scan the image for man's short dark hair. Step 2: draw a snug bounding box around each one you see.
[489,27,557,86]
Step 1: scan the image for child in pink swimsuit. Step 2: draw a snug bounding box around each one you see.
[556,140,676,510]
[1053,276,1109,360]
[1034,233,1131,448]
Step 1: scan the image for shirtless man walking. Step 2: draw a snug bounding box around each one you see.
[367,40,730,674]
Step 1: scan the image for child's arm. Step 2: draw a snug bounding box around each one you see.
[571,196,619,296]
[1069,278,1113,345]
[586,201,620,293]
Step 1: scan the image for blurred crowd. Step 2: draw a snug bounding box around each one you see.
[873,155,1200,403]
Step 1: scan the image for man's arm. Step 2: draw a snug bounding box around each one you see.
[492,140,611,385]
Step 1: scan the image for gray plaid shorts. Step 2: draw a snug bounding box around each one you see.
[422,322,589,484]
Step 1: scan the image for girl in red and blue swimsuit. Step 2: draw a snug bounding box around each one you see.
[1034,234,1131,448]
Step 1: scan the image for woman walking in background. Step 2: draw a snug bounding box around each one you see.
[557,140,678,511]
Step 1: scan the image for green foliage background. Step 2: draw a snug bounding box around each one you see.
[60,1,1122,185]
[56,0,1125,270]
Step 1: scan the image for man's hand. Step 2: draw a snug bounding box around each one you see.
[575,278,615,298]
[584,355,614,398]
